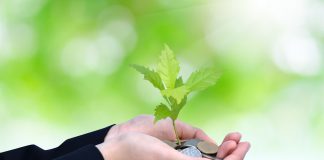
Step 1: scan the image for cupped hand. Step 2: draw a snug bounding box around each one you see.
[105,115,214,143]
[97,132,208,160]
[97,115,250,160]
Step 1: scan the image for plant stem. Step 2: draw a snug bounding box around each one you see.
[172,120,181,145]
[163,96,172,106]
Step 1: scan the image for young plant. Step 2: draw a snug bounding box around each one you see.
[132,45,220,145]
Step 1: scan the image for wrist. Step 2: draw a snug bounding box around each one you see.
[96,138,119,160]
[105,124,121,140]
[96,143,110,160]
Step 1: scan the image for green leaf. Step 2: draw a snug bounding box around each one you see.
[170,96,187,110]
[131,64,165,90]
[161,85,189,104]
[168,96,187,120]
[175,76,184,88]
[157,45,180,89]
[154,103,171,123]
[186,68,220,91]
[132,45,221,145]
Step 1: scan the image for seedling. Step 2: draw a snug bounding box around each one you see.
[132,45,219,145]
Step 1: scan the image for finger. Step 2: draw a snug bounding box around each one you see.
[194,128,216,144]
[175,120,216,143]
[224,142,250,160]
[222,132,241,144]
[216,140,237,159]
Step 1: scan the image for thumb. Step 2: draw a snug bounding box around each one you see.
[194,128,216,144]
[175,120,216,144]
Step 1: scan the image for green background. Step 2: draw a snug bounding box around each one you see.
[0,0,323,159]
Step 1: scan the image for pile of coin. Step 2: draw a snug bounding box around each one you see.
[163,139,220,160]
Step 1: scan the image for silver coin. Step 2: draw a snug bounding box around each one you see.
[180,146,202,158]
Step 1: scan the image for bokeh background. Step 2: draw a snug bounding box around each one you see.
[0,0,323,159]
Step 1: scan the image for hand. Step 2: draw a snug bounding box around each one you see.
[97,115,212,160]
[217,132,251,160]
[96,115,250,160]
[105,115,214,142]
[96,132,206,160]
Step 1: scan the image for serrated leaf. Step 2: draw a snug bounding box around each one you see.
[154,103,171,123]
[161,85,189,104]
[157,45,180,89]
[168,96,187,120]
[131,64,165,90]
[186,68,220,91]
[170,96,187,110]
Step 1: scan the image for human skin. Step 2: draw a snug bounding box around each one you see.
[96,115,250,160]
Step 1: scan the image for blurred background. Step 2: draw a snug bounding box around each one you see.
[0,0,323,159]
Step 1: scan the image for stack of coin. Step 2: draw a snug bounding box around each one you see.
[162,139,219,160]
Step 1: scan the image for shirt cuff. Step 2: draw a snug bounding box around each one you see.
[53,145,104,160]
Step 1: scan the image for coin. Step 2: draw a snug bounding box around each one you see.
[180,146,202,158]
[202,153,218,160]
[197,141,219,154]
[183,139,202,147]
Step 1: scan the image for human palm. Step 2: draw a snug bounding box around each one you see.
[98,115,250,160]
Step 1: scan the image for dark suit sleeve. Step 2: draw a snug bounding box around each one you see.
[53,145,104,160]
[0,125,114,160]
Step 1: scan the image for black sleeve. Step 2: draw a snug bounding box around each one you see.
[0,125,114,160]
[53,145,104,160]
